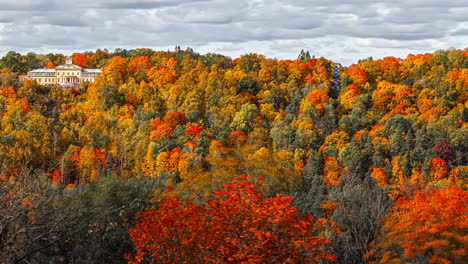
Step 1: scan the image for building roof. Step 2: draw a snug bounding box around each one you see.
[28,69,56,76]
[83,69,102,73]
[29,69,55,73]
[55,64,82,70]
[83,69,102,77]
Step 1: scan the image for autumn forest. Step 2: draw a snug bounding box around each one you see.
[0,48,467,263]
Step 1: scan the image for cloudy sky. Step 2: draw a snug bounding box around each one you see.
[0,0,467,65]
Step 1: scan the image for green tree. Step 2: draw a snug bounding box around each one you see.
[230,103,260,133]
[298,49,312,61]
[0,51,26,73]
[295,150,326,218]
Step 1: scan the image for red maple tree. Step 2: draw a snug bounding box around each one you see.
[127,176,335,264]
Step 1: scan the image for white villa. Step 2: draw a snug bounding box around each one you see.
[27,59,101,87]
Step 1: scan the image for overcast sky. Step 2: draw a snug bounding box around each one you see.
[0,0,467,65]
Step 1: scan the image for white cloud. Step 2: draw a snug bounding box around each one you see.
[353,38,451,49]
[0,0,466,64]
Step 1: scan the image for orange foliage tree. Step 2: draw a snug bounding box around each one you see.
[45,61,55,69]
[127,56,151,73]
[306,87,330,105]
[340,84,362,110]
[366,185,468,264]
[147,57,177,88]
[302,87,330,114]
[429,157,450,181]
[72,53,89,68]
[372,81,414,116]
[323,156,341,185]
[370,167,388,187]
[103,56,127,85]
[149,118,173,140]
[149,111,188,142]
[346,64,368,86]
[128,56,151,81]
[446,68,468,91]
[380,56,402,83]
[127,176,336,264]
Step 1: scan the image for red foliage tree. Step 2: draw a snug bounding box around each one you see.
[185,123,203,139]
[228,130,247,144]
[163,110,188,127]
[127,176,335,264]
[51,169,62,185]
[433,139,454,164]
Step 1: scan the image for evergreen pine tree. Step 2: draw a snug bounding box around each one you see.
[372,141,387,168]
[104,153,114,177]
[297,49,307,60]
[295,150,326,218]
[390,129,404,156]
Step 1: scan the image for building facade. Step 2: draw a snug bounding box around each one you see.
[27,59,102,87]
